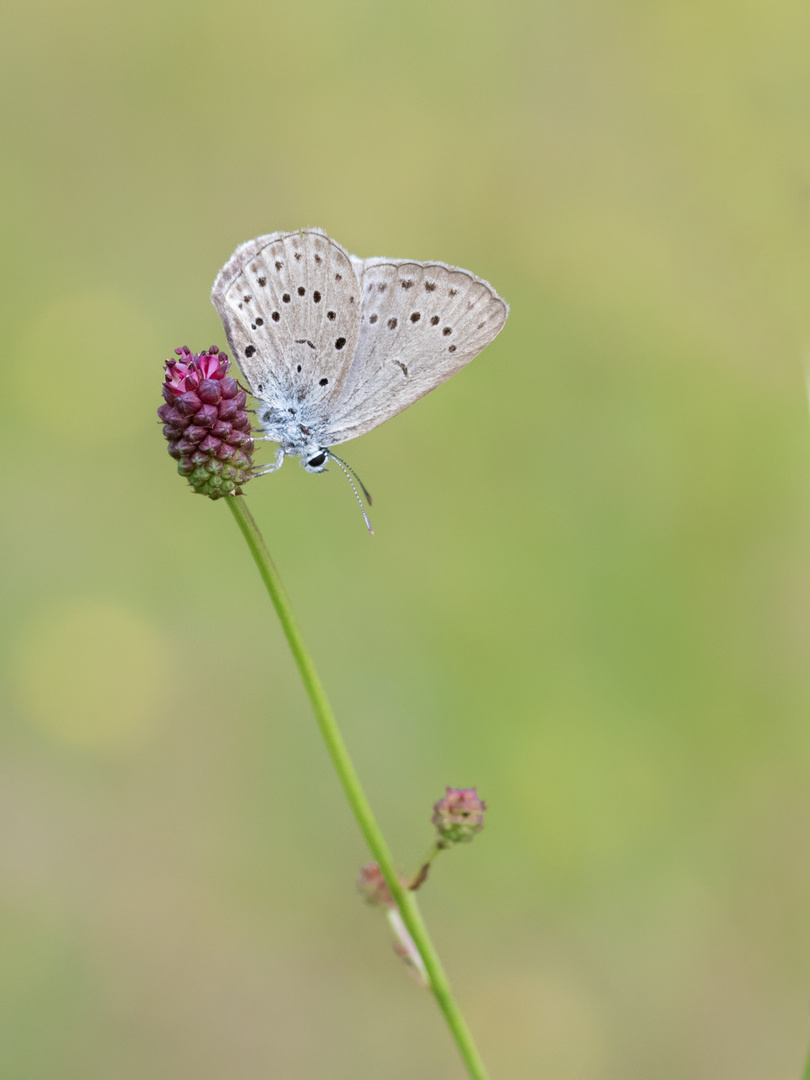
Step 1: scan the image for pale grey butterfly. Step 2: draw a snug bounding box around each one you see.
[211,227,509,532]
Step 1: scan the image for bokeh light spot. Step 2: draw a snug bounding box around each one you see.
[13,602,168,752]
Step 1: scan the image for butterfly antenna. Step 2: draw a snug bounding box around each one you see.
[329,451,373,506]
[329,453,374,536]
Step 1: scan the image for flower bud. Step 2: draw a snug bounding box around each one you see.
[356,862,395,907]
[431,787,487,845]
[158,347,254,499]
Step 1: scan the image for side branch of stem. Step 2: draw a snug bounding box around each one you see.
[225,495,490,1080]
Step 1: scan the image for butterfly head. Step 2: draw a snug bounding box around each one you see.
[302,448,329,473]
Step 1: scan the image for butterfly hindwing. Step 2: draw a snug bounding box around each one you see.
[323,257,508,446]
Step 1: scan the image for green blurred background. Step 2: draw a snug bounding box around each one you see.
[2,1,810,1077]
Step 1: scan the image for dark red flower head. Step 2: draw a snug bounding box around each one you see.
[158,347,254,499]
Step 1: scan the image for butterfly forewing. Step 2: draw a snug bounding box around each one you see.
[211,229,362,431]
[322,258,508,445]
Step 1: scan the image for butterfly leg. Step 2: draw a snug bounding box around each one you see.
[252,447,285,477]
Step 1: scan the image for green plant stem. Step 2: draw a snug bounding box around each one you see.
[226,495,491,1080]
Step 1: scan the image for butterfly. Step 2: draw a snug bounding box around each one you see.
[211,227,508,529]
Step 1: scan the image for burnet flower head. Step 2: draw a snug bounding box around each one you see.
[158,346,254,498]
[432,787,487,845]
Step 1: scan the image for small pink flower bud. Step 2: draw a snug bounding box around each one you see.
[431,787,487,845]
[356,862,395,907]
[158,347,254,499]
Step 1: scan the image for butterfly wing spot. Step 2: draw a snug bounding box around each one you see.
[243,295,252,302]
[387,317,398,330]
[449,288,458,297]
[443,327,452,336]
[295,339,316,349]
[313,291,322,303]
[294,252,302,261]
[410,312,421,322]
[430,315,440,325]
[275,260,283,270]
[255,317,263,325]
[327,311,336,320]
[477,321,485,329]
[282,293,291,303]
[319,377,329,386]
[395,360,409,376]
[335,273,343,281]
[335,337,347,350]
[272,311,280,321]
[425,281,436,291]
[298,286,306,295]
[296,364,302,372]
[401,279,414,289]
[245,345,256,357]
[449,345,456,353]
[314,253,322,263]
[369,314,378,324]
[377,282,387,292]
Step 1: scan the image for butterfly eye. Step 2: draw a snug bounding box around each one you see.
[307,452,327,468]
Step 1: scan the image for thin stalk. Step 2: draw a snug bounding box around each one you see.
[226,495,490,1080]
[804,1044,810,1080]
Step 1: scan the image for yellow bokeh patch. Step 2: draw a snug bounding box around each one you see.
[12,601,169,752]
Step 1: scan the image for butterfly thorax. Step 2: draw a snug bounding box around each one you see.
[258,400,329,469]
